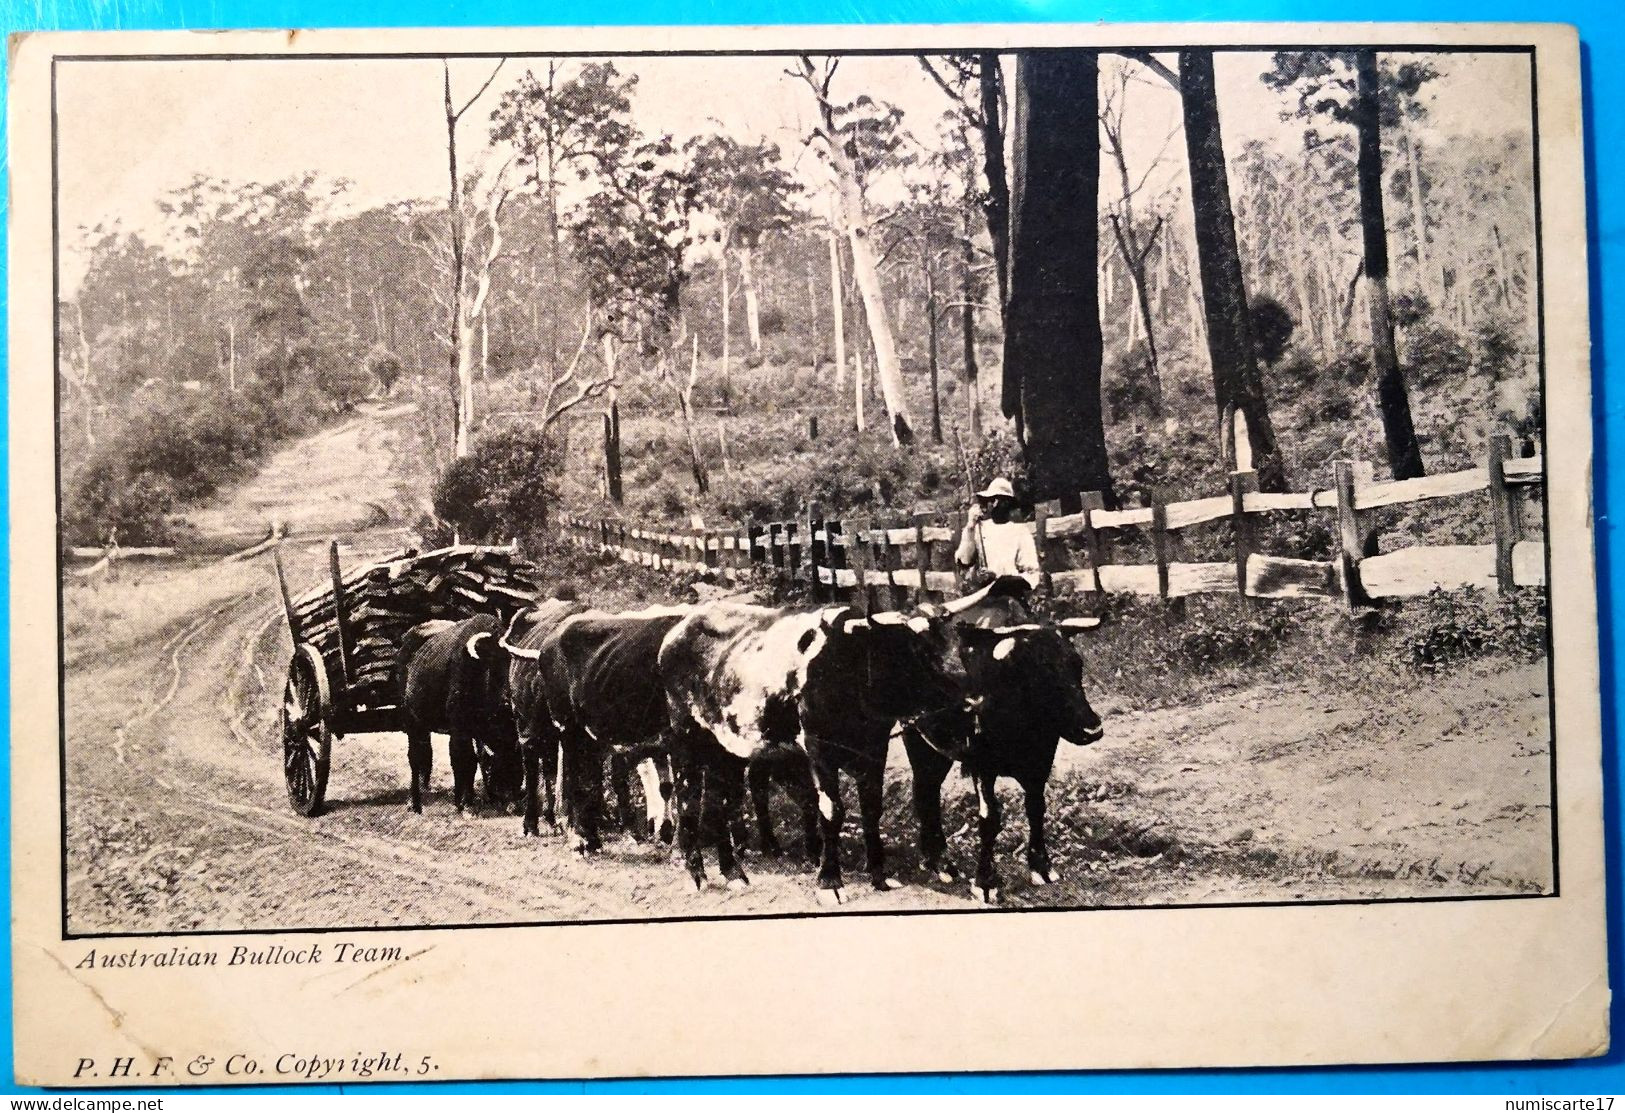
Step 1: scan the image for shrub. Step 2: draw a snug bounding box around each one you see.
[1103,346,1160,422]
[1248,295,1295,367]
[316,360,372,411]
[365,345,405,396]
[757,305,787,337]
[1402,323,1473,391]
[1387,586,1547,673]
[432,425,564,546]
[61,389,301,545]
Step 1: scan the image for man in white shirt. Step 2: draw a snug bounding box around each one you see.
[955,477,1042,590]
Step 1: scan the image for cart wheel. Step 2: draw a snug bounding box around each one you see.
[281,643,332,816]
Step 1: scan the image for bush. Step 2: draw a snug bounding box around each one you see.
[62,388,303,545]
[1402,323,1473,391]
[432,426,564,546]
[1387,587,1547,673]
[365,345,405,396]
[1104,346,1160,422]
[1248,295,1295,367]
[316,360,372,411]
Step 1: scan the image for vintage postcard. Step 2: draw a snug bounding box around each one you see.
[8,21,1605,1085]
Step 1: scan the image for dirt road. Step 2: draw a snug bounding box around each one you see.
[61,403,1555,936]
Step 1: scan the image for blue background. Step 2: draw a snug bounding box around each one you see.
[1,0,1618,1096]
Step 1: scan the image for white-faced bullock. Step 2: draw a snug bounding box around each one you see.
[901,605,1105,903]
[506,606,692,853]
[657,601,974,904]
[395,614,525,815]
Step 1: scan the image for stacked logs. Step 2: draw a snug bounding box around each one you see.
[288,544,541,710]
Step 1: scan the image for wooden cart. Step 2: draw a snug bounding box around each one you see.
[271,541,399,816]
[269,540,541,816]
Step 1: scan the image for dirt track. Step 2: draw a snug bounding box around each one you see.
[61,403,1555,936]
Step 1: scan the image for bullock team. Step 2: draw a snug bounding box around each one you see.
[394,577,1105,905]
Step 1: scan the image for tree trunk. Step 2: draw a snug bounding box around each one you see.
[739,242,762,352]
[444,64,469,459]
[679,338,710,493]
[978,52,1011,310]
[827,218,847,390]
[1177,49,1285,490]
[1401,114,1433,304]
[853,330,867,433]
[718,248,732,401]
[603,399,623,504]
[454,314,477,457]
[839,194,913,446]
[925,269,943,444]
[1355,49,1424,480]
[960,216,982,440]
[1003,51,1110,508]
[677,391,709,493]
[1105,127,1164,413]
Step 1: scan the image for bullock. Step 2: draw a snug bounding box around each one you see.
[658,600,974,904]
[500,598,589,836]
[509,606,692,853]
[901,604,1105,904]
[395,614,524,815]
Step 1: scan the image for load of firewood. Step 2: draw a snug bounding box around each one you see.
[287,544,541,708]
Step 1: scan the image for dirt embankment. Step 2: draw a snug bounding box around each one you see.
[61,401,1554,936]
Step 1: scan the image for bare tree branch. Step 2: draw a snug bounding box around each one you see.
[1118,50,1180,92]
[541,316,612,426]
[452,59,507,122]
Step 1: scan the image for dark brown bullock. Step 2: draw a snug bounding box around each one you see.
[395,614,523,815]
[514,607,692,853]
[658,602,973,904]
[500,598,589,836]
[902,609,1104,903]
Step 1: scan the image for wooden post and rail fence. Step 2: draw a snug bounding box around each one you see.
[562,434,1546,612]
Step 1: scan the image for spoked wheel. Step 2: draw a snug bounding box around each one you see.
[281,643,332,816]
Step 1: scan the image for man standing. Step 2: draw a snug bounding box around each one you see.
[955,477,1042,590]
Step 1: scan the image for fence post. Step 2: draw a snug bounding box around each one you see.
[849,517,873,614]
[1033,501,1052,598]
[949,509,968,596]
[809,502,827,601]
[1488,433,1521,594]
[1079,490,1109,595]
[1151,498,1171,602]
[1228,469,1258,598]
[1333,460,1370,610]
[913,510,933,605]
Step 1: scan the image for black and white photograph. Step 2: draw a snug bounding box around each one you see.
[8,20,1606,1083]
[48,37,1563,939]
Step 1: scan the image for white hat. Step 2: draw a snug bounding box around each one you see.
[975,477,1016,501]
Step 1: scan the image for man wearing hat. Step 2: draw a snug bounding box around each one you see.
[955,476,1042,590]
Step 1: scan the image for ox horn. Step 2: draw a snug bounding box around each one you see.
[465,632,493,659]
[940,581,997,616]
[497,611,542,660]
[991,623,1044,635]
[1058,617,1102,632]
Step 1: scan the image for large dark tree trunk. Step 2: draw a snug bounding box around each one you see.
[1355,49,1425,480]
[1002,50,1111,509]
[978,52,1011,311]
[960,211,982,439]
[1177,49,1286,491]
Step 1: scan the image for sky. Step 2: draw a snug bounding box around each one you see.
[54,49,1534,287]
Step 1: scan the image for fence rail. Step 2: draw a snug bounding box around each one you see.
[563,433,1545,612]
